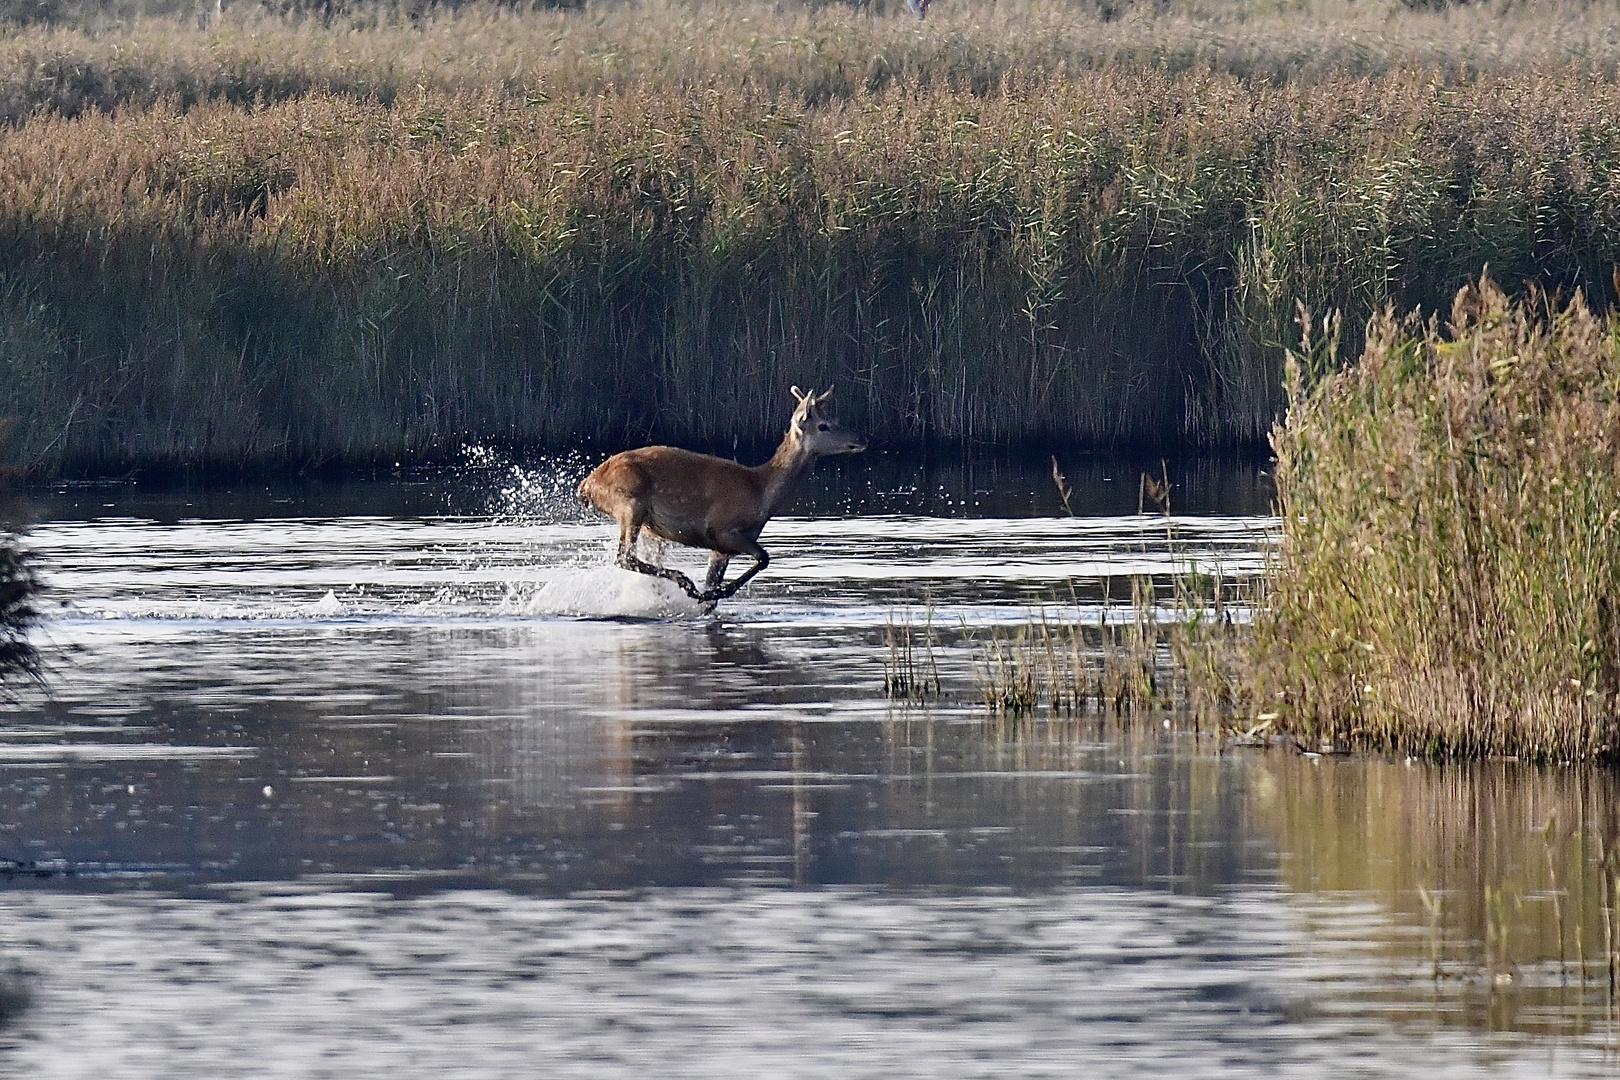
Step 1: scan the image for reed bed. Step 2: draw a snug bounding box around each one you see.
[3,1,1620,473]
[9,0,1620,123]
[7,65,1620,473]
[1248,279,1620,763]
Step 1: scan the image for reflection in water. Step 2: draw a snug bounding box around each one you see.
[0,465,1617,1075]
[1252,753,1620,1039]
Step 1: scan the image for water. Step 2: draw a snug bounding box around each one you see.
[0,453,1616,1077]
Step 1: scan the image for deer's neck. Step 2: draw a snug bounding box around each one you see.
[755,435,815,518]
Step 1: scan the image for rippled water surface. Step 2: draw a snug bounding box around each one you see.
[2,454,1618,1078]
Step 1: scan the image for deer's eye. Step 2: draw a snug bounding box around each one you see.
[818,423,830,431]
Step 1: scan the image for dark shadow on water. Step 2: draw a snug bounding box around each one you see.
[0,494,39,689]
[0,968,30,1030]
[13,450,1274,524]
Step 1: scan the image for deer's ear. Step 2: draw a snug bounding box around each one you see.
[790,385,807,403]
[815,386,835,405]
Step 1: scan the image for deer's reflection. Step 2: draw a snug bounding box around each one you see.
[452,621,793,818]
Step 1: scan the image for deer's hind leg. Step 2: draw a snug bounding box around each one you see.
[613,511,641,567]
[617,506,704,600]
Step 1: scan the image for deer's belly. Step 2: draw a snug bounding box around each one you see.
[647,516,762,554]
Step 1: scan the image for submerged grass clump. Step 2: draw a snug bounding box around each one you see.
[0,532,36,686]
[978,583,1166,716]
[884,606,941,702]
[972,567,1257,728]
[1251,279,1620,762]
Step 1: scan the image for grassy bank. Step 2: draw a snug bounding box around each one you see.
[1248,280,1620,762]
[923,279,1620,763]
[6,1,1620,473]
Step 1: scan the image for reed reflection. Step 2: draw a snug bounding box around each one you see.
[1247,751,1620,1037]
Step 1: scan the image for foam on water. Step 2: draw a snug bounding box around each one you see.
[528,565,707,619]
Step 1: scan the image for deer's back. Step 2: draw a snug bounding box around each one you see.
[580,446,768,546]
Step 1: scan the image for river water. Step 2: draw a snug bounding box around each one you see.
[0,453,1617,1077]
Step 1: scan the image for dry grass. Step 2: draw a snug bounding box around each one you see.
[6,0,1620,474]
[9,0,1620,121]
[1248,278,1620,762]
[977,583,1167,715]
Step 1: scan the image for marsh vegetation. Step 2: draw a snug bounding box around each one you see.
[1248,280,1620,763]
[954,280,1620,765]
[5,0,1620,473]
[5,0,1620,759]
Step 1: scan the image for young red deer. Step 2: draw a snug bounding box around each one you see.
[578,387,867,605]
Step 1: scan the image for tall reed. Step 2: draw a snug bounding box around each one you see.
[6,66,1620,474]
[1252,278,1620,762]
[7,1,1620,474]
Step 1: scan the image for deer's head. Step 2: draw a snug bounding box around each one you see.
[789,386,867,456]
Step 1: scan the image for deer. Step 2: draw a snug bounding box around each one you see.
[578,387,867,606]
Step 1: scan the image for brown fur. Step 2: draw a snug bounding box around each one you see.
[579,387,865,605]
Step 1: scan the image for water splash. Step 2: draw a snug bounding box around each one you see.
[457,447,711,616]
[459,445,598,524]
[528,566,706,619]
